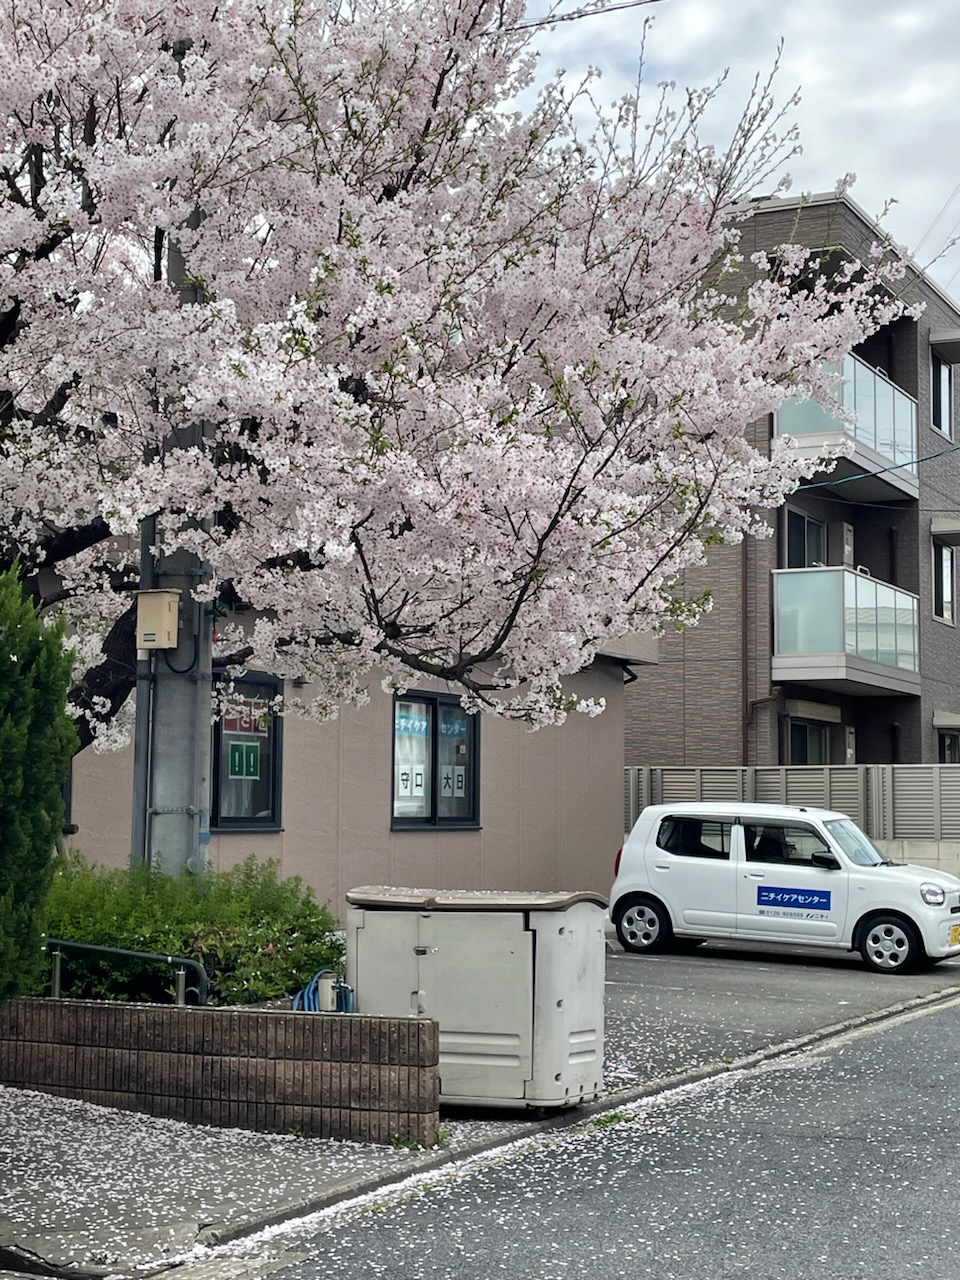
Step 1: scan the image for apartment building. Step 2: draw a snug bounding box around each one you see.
[626,193,960,770]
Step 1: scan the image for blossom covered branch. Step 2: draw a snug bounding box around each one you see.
[0,0,911,743]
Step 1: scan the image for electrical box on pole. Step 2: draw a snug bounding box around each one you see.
[135,589,181,649]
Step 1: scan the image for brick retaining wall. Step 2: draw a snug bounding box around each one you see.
[0,999,439,1146]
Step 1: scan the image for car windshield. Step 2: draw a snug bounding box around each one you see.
[824,818,885,866]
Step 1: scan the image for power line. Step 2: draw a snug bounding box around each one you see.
[913,180,960,257]
[795,437,960,491]
[942,255,960,294]
[793,489,960,512]
[927,210,960,292]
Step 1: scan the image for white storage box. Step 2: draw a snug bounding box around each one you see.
[345,887,606,1109]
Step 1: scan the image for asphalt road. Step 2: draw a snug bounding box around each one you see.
[255,995,960,1280]
[603,938,960,1089]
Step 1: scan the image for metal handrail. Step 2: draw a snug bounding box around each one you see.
[48,938,209,1006]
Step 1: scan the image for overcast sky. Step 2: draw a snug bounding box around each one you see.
[528,0,960,299]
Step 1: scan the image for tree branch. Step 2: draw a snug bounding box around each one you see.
[68,602,138,752]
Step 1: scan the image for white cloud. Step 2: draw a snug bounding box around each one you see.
[528,0,960,295]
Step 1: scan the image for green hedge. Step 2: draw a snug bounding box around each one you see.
[36,852,343,1005]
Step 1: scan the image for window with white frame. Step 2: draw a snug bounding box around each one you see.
[392,693,479,827]
[934,540,956,624]
[939,730,960,764]
[932,353,953,436]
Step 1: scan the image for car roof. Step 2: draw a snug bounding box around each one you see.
[637,801,849,822]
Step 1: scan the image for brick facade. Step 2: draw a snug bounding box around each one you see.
[0,1000,440,1147]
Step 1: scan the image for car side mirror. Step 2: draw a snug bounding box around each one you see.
[812,851,840,871]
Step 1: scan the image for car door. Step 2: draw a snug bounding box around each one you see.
[735,819,849,942]
[647,814,737,933]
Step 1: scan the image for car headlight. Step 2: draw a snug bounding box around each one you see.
[920,882,946,906]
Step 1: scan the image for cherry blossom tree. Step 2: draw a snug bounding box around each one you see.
[0,0,909,748]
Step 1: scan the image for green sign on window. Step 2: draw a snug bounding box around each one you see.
[229,741,261,780]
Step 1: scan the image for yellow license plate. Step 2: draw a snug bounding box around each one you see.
[950,924,960,947]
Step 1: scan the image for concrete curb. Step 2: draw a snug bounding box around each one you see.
[8,981,960,1280]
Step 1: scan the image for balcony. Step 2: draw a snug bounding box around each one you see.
[772,567,920,696]
[776,353,918,502]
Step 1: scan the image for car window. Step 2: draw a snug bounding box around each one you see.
[744,822,831,865]
[657,817,732,860]
[824,819,884,866]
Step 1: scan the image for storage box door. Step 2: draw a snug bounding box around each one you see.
[528,904,605,1102]
[418,911,533,1101]
[347,908,422,1017]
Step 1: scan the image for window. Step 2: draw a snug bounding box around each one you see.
[785,508,826,568]
[211,674,282,829]
[656,817,732,860]
[744,822,831,865]
[939,731,960,764]
[790,720,829,764]
[932,353,953,436]
[934,540,955,623]
[392,694,479,827]
[824,818,883,865]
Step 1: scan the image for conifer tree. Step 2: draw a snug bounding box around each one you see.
[0,569,76,1000]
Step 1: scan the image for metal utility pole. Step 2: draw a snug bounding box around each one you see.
[130,516,156,867]
[129,214,213,877]
[141,546,213,876]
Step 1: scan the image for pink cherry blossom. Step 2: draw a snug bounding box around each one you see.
[0,0,911,742]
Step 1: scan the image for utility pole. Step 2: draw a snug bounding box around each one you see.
[129,516,155,867]
[140,542,213,876]
[130,209,213,877]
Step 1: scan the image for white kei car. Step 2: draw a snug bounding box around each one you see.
[610,802,960,974]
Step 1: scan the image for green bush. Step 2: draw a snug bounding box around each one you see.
[38,852,344,1005]
[0,568,77,1001]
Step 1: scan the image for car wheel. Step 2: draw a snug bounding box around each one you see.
[615,897,673,954]
[860,916,922,974]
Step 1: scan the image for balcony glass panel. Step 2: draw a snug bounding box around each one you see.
[873,377,894,461]
[875,581,898,667]
[774,568,918,672]
[776,396,837,438]
[896,604,917,669]
[848,573,877,660]
[852,355,876,451]
[776,569,844,654]
[893,390,915,469]
[776,353,917,474]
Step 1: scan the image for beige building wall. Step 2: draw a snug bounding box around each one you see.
[70,661,628,920]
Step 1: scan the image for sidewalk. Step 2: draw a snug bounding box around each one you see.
[4,942,960,1280]
[0,1081,543,1279]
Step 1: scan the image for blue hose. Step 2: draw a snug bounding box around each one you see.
[292,969,355,1013]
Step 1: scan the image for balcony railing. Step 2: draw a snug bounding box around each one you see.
[776,353,917,474]
[773,567,918,672]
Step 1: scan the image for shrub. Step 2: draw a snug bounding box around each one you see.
[0,569,77,1001]
[39,852,343,1005]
